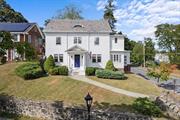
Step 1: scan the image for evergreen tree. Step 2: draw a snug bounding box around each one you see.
[144,38,155,61]
[103,0,117,31]
[0,0,28,22]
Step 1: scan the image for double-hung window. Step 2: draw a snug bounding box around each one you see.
[92,54,101,63]
[124,55,127,65]
[94,37,99,45]
[74,37,82,44]
[59,54,63,62]
[115,38,118,43]
[92,54,96,63]
[97,54,101,63]
[74,37,77,44]
[54,54,63,63]
[56,37,61,45]
[54,54,58,62]
[111,54,121,63]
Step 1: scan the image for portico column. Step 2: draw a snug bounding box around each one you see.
[83,53,86,70]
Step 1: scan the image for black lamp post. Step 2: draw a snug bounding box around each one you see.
[84,93,93,120]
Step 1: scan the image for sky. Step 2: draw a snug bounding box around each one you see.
[6,0,180,41]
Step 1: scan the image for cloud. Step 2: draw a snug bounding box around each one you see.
[97,0,107,10]
[97,0,180,41]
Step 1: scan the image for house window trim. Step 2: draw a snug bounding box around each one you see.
[94,37,99,45]
[74,37,82,44]
[92,54,101,63]
[115,38,118,43]
[56,37,61,45]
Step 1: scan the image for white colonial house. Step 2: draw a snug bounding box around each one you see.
[44,20,130,75]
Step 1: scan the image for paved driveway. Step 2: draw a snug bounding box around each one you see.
[131,67,180,93]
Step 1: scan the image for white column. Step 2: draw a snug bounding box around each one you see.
[83,53,86,70]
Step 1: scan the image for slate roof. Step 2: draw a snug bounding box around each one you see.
[0,23,35,32]
[44,20,112,33]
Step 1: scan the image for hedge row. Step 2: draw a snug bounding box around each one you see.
[85,67,102,76]
[15,62,44,80]
[49,66,68,76]
[95,69,125,80]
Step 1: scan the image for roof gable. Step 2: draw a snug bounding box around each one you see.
[66,45,87,53]
[44,20,112,33]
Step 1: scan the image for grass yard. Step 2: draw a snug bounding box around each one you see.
[89,74,163,96]
[0,62,134,109]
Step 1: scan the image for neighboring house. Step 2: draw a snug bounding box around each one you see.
[44,20,130,75]
[155,53,170,63]
[0,23,44,61]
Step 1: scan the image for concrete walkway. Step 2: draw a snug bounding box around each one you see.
[70,75,149,98]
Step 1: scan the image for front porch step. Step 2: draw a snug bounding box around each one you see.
[70,69,85,76]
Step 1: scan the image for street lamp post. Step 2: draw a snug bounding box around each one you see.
[84,93,93,120]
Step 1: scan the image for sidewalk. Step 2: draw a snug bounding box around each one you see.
[70,75,149,98]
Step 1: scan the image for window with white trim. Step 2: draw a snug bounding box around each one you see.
[111,54,121,63]
[78,37,81,44]
[94,37,99,45]
[59,54,63,62]
[92,54,96,63]
[54,54,63,63]
[56,37,61,45]
[124,55,127,65]
[54,54,58,62]
[115,38,118,43]
[74,37,82,44]
[97,54,101,62]
[92,54,101,63]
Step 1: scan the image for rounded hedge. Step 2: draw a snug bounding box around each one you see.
[49,66,68,76]
[15,62,44,80]
[95,69,125,80]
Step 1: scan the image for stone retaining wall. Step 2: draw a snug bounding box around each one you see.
[156,94,180,119]
[0,95,151,120]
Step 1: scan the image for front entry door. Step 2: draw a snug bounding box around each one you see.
[74,55,80,68]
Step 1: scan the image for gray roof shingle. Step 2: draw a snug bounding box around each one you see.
[0,23,35,32]
[44,19,112,33]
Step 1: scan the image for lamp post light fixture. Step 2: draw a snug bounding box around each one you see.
[84,93,93,120]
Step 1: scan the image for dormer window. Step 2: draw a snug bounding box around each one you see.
[73,24,83,28]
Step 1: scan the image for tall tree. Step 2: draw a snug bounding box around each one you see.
[0,0,28,22]
[155,24,180,65]
[54,4,83,20]
[103,0,117,31]
[144,37,155,61]
[132,42,144,65]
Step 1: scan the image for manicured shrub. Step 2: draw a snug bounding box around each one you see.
[15,62,44,80]
[105,60,116,71]
[58,66,68,75]
[44,55,55,72]
[49,67,59,75]
[1,56,7,64]
[85,67,102,76]
[132,97,162,117]
[95,69,125,80]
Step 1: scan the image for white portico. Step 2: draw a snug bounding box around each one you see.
[66,45,87,75]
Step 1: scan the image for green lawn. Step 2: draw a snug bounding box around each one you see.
[89,74,163,96]
[0,62,134,109]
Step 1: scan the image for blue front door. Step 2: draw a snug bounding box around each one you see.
[74,55,80,68]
